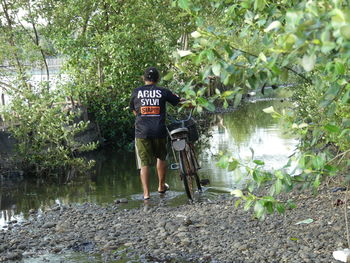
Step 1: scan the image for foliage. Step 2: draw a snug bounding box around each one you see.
[173,0,350,218]
[1,85,97,175]
[38,0,192,145]
[0,0,192,174]
[0,0,99,175]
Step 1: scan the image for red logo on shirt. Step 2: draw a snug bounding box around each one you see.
[141,106,160,115]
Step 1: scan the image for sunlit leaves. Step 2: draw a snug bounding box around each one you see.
[340,25,350,39]
[301,54,316,72]
[231,189,243,197]
[172,0,350,219]
[264,21,282,32]
[178,0,190,10]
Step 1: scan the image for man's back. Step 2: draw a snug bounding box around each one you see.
[130,84,179,139]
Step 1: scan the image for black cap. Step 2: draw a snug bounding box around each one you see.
[144,67,160,83]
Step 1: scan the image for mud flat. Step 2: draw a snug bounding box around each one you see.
[0,188,347,263]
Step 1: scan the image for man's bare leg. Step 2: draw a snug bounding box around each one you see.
[140,166,150,199]
[157,159,167,192]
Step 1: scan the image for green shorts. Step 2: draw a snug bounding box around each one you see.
[135,138,167,169]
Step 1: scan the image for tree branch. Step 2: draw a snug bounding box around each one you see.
[231,46,312,84]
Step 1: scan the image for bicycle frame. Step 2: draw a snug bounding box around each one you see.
[166,110,202,200]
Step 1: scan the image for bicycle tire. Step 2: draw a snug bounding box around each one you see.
[178,149,195,200]
[186,144,202,193]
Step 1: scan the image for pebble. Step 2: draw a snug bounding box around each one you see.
[42,222,56,229]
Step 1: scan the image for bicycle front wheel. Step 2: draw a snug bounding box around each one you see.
[178,149,195,200]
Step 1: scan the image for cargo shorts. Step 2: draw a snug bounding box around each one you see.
[135,138,167,169]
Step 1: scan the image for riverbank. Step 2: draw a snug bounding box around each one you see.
[0,186,347,263]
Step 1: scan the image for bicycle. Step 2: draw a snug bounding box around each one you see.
[166,110,202,201]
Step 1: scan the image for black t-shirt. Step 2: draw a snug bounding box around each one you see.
[129,85,180,138]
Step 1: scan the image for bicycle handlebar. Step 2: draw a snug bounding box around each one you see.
[167,108,193,125]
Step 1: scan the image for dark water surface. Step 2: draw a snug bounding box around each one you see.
[0,100,298,229]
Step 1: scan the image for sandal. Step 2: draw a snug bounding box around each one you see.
[158,183,170,194]
[143,196,150,200]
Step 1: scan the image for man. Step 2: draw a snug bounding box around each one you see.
[129,67,180,200]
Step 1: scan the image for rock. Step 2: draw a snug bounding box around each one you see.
[115,198,128,204]
[42,222,56,229]
[29,209,36,214]
[52,247,62,253]
[55,221,71,232]
[182,217,193,226]
[180,238,191,246]
[51,205,61,211]
[4,252,22,261]
[17,244,27,250]
[333,249,350,262]
[0,245,7,253]
[102,242,118,251]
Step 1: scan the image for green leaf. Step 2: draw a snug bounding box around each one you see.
[275,179,283,195]
[228,159,239,171]
[163,72,174,81]
[321,42,336,53]
[258,52,267,62]
[253,160,265,165]
[212,63,221,77]
[324,164,338,172]
[335,62,345,75]
[341,25,350,39]
[312,156,324,170]
[265,201,274,214]
[276,203,285,214]
[216,155,229,169]
[342,90,350,104]
[231,189,243,197]
[254,200,265,218]
[262,106,275,114]
[254,0,265,11]
[331,9,346,24]
[233,93,242,108]
[287,200,297,209]
[324,124,340,133]
[264,21,282,32]
[204,101,216,112]
[222,90,235,98]
[313,174,321,189]
[244,199,254,211]
[235,199,242,208]
[284,174,292,186]
[223,99,228,109]
[178,0,189,9]
[339,129,350,138]
[301,54,316,72]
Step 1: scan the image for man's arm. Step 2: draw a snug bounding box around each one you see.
[129,89,136,115]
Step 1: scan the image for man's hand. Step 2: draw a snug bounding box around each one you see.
[179,98,195,108]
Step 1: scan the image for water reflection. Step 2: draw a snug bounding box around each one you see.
[201,100,298,192]
[0,100,298,227]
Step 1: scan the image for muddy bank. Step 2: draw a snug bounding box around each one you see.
[0,188,348,263]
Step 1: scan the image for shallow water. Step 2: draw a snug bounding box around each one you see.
[0,100,298,230]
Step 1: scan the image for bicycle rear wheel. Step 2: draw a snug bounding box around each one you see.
[187,144,202,193]
[178,149,195,200]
